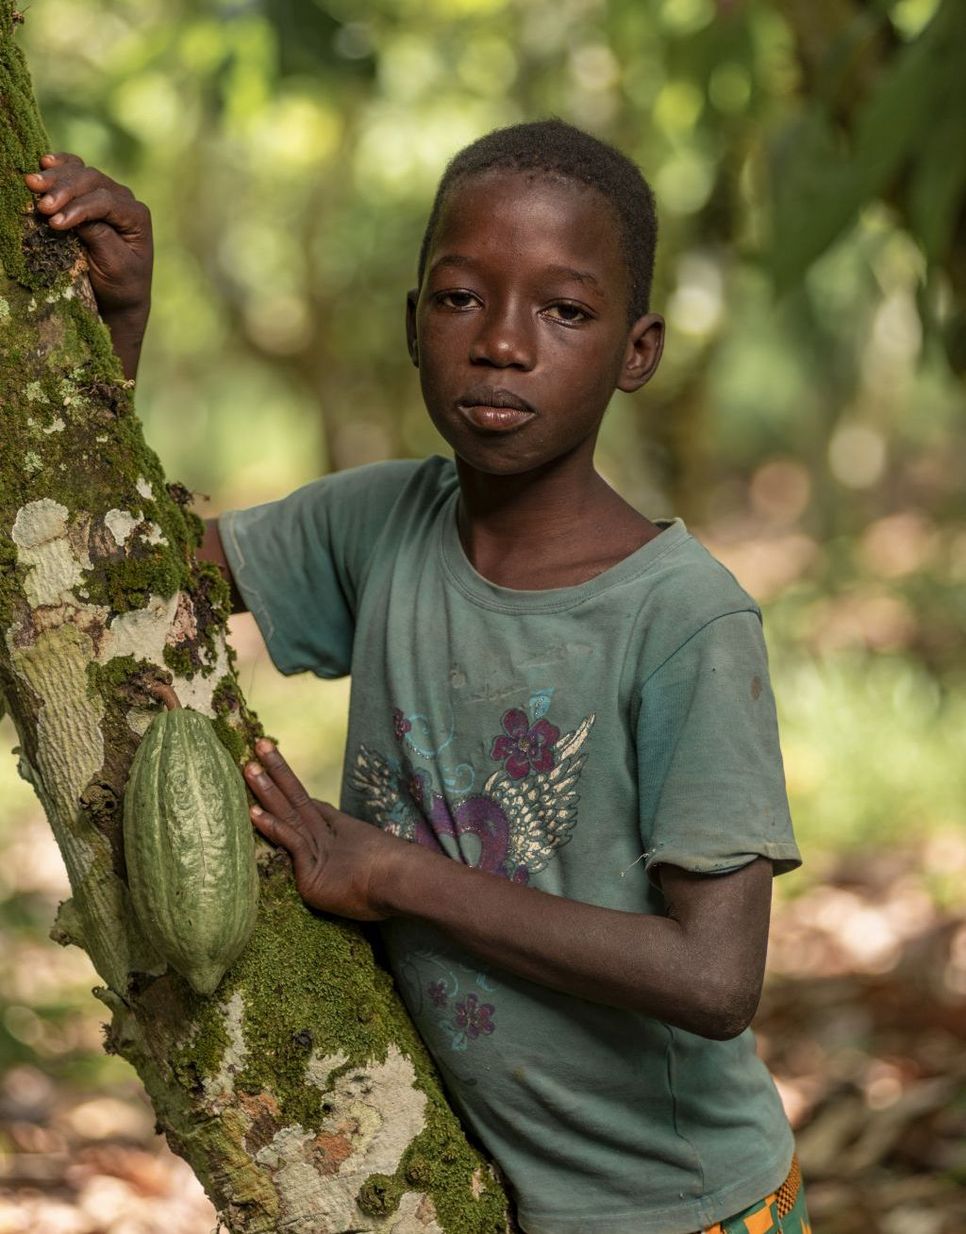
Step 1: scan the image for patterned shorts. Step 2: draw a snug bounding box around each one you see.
[699,1156,811,1234]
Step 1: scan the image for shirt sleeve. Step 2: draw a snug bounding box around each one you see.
[636,610,801,880]
[217,460,421,678]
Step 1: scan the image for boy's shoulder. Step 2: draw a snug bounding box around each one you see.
[631,523,765,670]
[646,522,760,617]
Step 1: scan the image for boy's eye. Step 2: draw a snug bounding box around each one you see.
[543,302,590,325]
[434,290,479,310]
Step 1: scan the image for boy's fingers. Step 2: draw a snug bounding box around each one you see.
[250,806,310,860]
[24,156,87,190]
[244,760,310,824]
[45,188,113,228]
[32,166,112,213]
[42,152,85,168]
[253,743,313,811]
[47,187,148,236]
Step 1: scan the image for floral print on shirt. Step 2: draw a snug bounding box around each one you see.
[490,708,561,779]
[394,951,499,1055]
[351,697,594,1052]
[352,701,595,884]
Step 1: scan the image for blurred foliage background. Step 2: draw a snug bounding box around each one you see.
[2,0,965,1230]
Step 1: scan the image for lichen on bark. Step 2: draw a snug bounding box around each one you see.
[0,6,511,1230]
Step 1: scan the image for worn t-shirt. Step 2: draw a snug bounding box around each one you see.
[219,455,802,1234]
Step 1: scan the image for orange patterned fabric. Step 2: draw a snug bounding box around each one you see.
[775,1154,803,1218]
[697,1155,811,1234]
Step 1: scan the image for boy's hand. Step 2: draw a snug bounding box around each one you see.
[23,153,153,379]
[244,741,402,922]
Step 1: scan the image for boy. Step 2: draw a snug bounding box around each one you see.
[27,120,809,1233]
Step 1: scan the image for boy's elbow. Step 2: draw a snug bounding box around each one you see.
[700,1006,755,1041]
[685,977,762,1041]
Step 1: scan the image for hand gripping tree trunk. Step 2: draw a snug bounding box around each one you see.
[0,11,510,1232]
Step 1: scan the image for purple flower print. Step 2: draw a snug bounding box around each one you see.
[427,980,448,1008]
[392,708,412,742]
[490,709,560,780]
[454,993,495,1039]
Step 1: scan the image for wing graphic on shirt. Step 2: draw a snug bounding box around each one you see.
[484,714,596,877]
[352,712,595,879]
[351,746,418,838]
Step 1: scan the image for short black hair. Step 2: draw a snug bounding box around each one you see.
[417,119,658,322]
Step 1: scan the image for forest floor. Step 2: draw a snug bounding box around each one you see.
[0,844,963,1234]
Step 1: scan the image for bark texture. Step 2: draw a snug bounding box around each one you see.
[0,9,509,1231]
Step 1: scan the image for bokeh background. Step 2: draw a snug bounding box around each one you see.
[2,0,965,1230]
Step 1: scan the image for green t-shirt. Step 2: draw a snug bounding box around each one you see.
[220,455,802,1234]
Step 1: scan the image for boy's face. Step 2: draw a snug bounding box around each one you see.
[407,170,663,479]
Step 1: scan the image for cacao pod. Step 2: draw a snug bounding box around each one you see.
[123,691,259,995]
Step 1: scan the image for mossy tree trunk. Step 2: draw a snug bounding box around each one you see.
[0,9,509,1232]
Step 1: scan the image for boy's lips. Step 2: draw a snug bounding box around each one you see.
[456,385,535,432]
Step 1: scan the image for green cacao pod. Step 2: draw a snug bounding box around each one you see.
[123,699,259,995]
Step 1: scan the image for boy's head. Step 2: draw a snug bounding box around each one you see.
[417,119,658,324]
[408,119,665,479]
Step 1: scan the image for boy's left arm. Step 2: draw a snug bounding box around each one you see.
[245,744,772,1042]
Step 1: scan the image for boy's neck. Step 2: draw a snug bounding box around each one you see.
[455,454,662,590]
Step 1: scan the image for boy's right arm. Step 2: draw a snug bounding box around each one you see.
[202,519,247,614]
[23,153,153,382]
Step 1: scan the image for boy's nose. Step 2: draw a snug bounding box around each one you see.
[469,306,535,369]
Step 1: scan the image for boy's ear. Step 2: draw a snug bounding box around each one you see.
[617,313,665,393]
[406,289,419,367]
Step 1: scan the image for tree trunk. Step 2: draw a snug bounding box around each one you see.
[0,9,509,1231]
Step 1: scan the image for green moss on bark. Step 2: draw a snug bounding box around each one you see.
[176,873,398,1129]
[357,1173,401,1217]
[84,548,183,611]
[0,532,23,629]
[211,674,254,765]
[0,5,52,289]
[62,292,127,382]
[160,560,233,675]
[398,1116,508,1232]
[168,868,507,1230]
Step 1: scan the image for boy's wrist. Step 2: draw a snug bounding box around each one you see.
[371,836,440,920]
[102,301,150,335]
[102,304,150,381]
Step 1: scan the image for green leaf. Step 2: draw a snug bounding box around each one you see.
[908,68,966,263]
[768,108,858,291]
[768,0,965,290]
